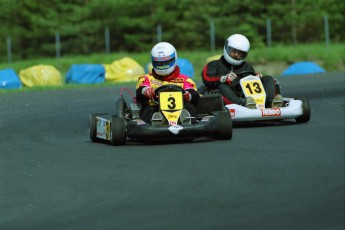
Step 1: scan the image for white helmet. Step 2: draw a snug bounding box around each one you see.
[151,42,177,75]
[223,34,250,66]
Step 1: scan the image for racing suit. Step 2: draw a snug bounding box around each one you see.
[201,55,277,107]
[136,66,199,123]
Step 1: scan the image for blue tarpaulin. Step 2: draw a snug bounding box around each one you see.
[0,68,22,89]
[177,58,194,78]
[66,64,105,84]
[281,61,326,76]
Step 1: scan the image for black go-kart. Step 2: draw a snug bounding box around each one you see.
[89,84,232,145]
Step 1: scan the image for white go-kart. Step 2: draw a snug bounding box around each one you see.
[200,74,311,123]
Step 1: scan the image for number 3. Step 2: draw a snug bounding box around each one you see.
[167,97,176,109]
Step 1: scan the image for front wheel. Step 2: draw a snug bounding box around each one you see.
[111,117,127,145]
[295,97,311,123]
[216,109,233,140]
[114,97,126,118]
[89,113,107,142]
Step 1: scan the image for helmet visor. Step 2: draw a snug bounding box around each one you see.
[152,55,176,71]
[225,46,248,61]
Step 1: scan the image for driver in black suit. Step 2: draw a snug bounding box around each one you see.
[201,34,282,109]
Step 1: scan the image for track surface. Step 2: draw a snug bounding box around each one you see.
[1,72,344,230]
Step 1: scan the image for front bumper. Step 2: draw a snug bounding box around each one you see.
[225,98,303,122]
[126,117,219,140]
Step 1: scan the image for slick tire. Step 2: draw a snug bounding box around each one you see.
[114,97,126,118]
[216,109,233,140]
[89,113,108,142]
[296,97,311,123]
[111,117,127,145]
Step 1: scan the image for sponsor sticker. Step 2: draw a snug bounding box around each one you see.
[171,78,184,83]
[156,65,169,70]
[261,108,281,117]
[135,119,146,125]
[167,114,178,119]
[229,109,235,117]
[96,118,111,140]
[168,125,183,135]
[152,54,174,61]
[201,117,210,122]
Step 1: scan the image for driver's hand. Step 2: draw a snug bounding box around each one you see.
[256,72,263,78]
[227,71,237,81]
[220,71,237,84]
[142,87,155,99]
[183,91,192,102]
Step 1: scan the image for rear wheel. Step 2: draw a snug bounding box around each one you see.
[295,97,311,123]
[114,97,126,118]
[216,109,233,140]
[111,117,127,145]
[274,78,281,95]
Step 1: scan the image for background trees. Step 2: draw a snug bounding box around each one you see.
[0,0,344,62]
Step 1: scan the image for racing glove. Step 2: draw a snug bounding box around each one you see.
[183,91,192,102]
[220,71,237,84]
[256,72,263,78]
[142,86,155,99]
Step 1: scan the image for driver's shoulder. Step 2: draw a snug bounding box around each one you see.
[242,61,255,70]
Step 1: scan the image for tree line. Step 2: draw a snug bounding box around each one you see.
[0,0,344,62]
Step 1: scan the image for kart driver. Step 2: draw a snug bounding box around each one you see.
[201,34,283,109]
[136,42,199,125]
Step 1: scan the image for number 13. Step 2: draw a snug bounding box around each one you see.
[245,82,262,94]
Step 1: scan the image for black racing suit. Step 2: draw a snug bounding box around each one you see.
[201,55,278,107]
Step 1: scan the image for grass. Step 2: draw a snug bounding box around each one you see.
[1,43,344,93]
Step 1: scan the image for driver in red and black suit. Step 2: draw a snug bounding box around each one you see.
[201,34,282,109]
[136,42,199,124]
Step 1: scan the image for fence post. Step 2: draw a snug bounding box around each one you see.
[55,32,61,58]
[324,15,330,47]
[210,20,215,52]
[7,36,12,64]
[266,18,272,48]
[105,26,110,54]
[157,24,162,42]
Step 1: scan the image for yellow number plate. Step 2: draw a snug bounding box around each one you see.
[241,79,265,96]
[162,110,182,125]
[240,76,266,109]
[159,91,183,111]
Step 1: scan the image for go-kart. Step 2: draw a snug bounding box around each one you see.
[199,72,311,123]
[89,84,232,145]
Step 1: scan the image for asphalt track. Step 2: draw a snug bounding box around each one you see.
[0,72,344,230]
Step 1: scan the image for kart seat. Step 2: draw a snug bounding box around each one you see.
[196,93,224,114]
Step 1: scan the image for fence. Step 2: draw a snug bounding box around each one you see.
[5,16,331,64]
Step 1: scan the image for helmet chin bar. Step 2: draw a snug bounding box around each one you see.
[154,65,175,76]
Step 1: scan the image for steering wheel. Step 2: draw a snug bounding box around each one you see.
[153,84,185,103]
[236,70,256,77]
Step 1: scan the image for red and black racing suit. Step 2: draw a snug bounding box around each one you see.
[201,56,278,107]
[136,66,199,123]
